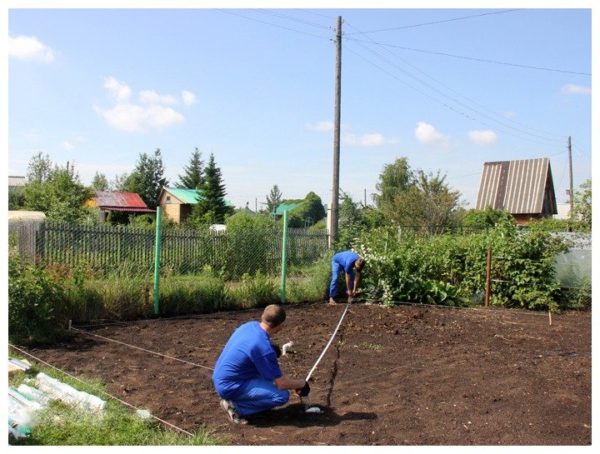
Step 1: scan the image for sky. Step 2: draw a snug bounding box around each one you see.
[6,2,594,211]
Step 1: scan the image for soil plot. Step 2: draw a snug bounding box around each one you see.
[26,303,591,445]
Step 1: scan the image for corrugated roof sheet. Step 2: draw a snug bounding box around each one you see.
[9,176,26,187]
[93,191,152,210]
[163,188,203,204]
[476,158,557,214]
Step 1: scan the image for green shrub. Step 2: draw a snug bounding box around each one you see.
[159,273,230,315]
[8,254,72,345]
[356,218,568,310]
[287,256,331,303]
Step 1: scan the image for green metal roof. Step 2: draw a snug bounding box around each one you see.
[273,202,301,215]
[165,188,203,204]
[164,187,234,207]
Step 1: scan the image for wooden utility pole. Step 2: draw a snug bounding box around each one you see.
[568,136,574,219]
[330,16,342,248]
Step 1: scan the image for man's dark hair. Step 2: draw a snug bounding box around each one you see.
[261,304,286,328]
[356,258,366,271]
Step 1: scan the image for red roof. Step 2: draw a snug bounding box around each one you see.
[93,191,155,212]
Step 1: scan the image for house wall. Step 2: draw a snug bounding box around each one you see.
[162,203,181,224]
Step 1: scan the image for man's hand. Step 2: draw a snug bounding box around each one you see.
[295,381,310,397]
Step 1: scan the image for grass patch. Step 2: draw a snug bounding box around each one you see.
[9,351,221,446]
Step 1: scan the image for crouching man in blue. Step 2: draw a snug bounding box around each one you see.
[329,250,365,305]
[212,304,310,424]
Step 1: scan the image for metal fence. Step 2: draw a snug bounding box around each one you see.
[25,222,329,278]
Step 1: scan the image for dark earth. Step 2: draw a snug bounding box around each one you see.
[25,302,591,445]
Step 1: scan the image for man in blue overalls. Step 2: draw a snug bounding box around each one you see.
[329,250,365,305]
[212,304,310,424]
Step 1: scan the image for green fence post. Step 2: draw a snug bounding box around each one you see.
[280,210,289,304]
[153,207,163,315]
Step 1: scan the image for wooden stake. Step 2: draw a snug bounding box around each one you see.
[548,310,552,326]
[484,247,492,307]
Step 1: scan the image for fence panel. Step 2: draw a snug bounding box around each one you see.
[32,222,329,278]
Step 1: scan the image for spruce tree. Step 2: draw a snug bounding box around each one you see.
[190,153,232,224]
[178,147,204,189]
[266,184,282,214]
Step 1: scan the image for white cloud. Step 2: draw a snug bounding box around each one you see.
[94,103,184,132]
[62,141,74,150]
[104,76,131,102]
[95,77,187,132]
[181,90,196,106]
[139,90,177,105]
[8,35,55,62]
[561,84,591,95]
[305,121,334,132]
[343,132,397,147]
[415,121,448,144]
[468,129,497,145]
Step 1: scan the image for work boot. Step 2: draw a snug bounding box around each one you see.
[328,298,337,305]
[220,399,247,425]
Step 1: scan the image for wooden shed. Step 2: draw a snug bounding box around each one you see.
[158,188,202,224]
[476,158,557,224]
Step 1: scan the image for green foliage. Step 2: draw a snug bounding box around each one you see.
[23,156,94,223]
[287,256,332,303]
[8,253,72,345]
[459,207,514,231]
[120,149,168,210]
[9,187,26,210]
[90,172,109,191]
[9,363,219,446]
[287,192,326,228]
[159,272,230,315]
[573,179,591,230]
[373,157,461,233]
[190,153,233,224]
[231,271,279,307]
[178,147,205,189]
[357,218,569,310]
[266,184,283,214]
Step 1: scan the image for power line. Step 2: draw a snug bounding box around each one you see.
[344,38,591,76]
[256,9,333,30]
[214,8,331,41]
[345,9,522,35]
[344,40,564,148]
[343,20,568,147]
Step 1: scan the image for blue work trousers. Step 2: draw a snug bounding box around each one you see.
[329,260,354,298]
[230,378,289,417]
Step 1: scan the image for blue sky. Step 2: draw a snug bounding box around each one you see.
[7,3,593,210]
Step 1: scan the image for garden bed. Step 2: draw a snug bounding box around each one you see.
[24,302,591,445]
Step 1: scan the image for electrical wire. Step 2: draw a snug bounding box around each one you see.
[345,9,522,35]
[213,8,331,41]
[343,23,572,148]
[256,9,333,30]
[344,43,564,148]
[344,38,591,76]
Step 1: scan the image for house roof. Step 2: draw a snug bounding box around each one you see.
[162,187,203,204]
[476,158,557,215]
[93,191,154,212]
[273,202,301,216]
[160,187,235,207]
[9,176,26,187]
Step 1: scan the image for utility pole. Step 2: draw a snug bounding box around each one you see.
[330,15,342,248]
[568,136,574,218]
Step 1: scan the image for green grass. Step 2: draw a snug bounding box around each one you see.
[9,352,221,446]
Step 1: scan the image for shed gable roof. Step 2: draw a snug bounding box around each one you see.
[476,158,557,215]
[93,191,153,211]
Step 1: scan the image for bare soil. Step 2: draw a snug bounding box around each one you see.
[26,302,591,445]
